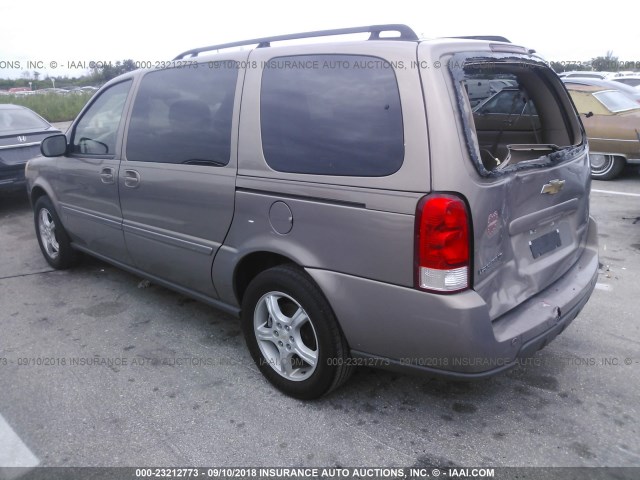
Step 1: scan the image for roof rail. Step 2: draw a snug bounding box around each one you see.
[452,35,511,43]
[174,24,419,60]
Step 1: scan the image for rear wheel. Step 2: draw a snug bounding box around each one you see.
[241,265,352,399]
[590,154,625,180]
[34,196,77,269]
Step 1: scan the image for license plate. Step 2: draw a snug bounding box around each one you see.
[529,229,561,259]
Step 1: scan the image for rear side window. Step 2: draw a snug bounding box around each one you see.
[71,80,131,156]
[260,55,404,176]
[126,63,238,166]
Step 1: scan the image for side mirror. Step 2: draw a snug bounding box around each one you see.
[41,134,68,157]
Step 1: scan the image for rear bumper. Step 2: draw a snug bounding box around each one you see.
[306,216,599,378]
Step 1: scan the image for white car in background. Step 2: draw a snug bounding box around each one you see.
[558,71,612,80]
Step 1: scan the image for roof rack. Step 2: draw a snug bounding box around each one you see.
[452,35,511,43]
[174,24,419,60]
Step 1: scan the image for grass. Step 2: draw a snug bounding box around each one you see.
[0,93,93,123]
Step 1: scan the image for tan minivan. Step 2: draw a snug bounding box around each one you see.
[27,25,598,398]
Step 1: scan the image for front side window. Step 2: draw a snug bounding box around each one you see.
[126,63,238,166]
[260,55,404,176]
[71,81,131,155]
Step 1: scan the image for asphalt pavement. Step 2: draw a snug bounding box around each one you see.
[0,167,638,472]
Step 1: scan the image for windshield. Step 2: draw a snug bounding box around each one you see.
[593,90,640,113]
[0,107,50,132]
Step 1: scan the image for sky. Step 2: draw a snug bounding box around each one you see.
[1,0,638,81]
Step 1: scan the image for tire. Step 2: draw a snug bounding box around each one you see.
[241,265,353,399]
[34,196,77,269]
[590,154,625,180]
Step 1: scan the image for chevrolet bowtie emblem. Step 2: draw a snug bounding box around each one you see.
[541,179,565,195]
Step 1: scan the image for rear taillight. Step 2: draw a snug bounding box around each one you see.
[415,194,471,293]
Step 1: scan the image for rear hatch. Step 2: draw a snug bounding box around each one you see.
[423,46,590,320]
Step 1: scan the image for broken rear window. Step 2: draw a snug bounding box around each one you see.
[452,55,584,175]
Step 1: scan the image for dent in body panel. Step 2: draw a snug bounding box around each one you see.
[491,216,598,343]
[473,153,592,321]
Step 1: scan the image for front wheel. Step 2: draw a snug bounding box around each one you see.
[590,154,625,180]
[241,265,352,399]
[34,196,77,269]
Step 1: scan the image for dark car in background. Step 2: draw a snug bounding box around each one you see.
[0,104,61,193]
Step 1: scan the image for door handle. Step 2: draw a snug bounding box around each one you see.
[100,167,115,184]
[123,169,141,188]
